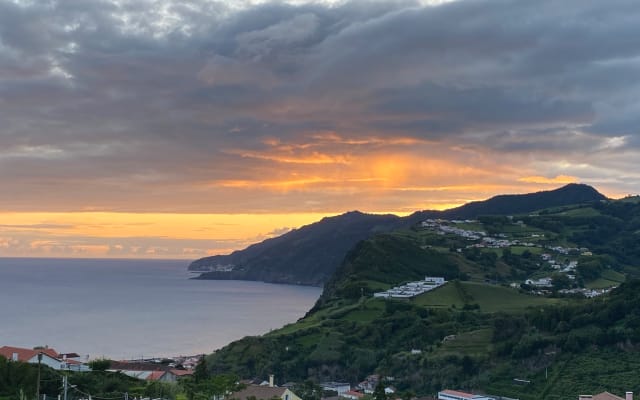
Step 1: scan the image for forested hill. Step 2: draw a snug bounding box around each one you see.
[190,211,405,285]
[189,184,607,286]
[413,183,607,220]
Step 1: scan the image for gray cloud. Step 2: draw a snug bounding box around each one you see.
[0,0,639,213]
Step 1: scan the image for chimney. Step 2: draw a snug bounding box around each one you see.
[269,375,274,387]
[12,352,18,361]
[626,392,633,400]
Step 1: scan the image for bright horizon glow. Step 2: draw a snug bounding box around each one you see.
[0,185,625,260]
[0,210,420,259]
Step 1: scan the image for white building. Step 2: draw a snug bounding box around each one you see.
[425,277,446,285]
[525,277,553,288]
[321,382,351,395]
[374,277,447,299]
[438,389,495,400]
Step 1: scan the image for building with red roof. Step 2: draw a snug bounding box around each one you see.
[437,389,495,400]
[0,346,63,369]
[0,346,90,371]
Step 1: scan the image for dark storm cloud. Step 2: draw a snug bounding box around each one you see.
[373,83,594,127]
[0,0,639,212]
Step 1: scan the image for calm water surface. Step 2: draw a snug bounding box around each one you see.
[0,258,321,360]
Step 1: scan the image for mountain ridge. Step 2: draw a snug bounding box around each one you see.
[190,183,607,285]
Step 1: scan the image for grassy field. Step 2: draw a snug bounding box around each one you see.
[413,282,567,312]
[436,328,493,356]
[510,245,544,255]
[270,300,353,336]
[585,269,625,289]
[554,207,602,217]
[342,299,385,322]
[412,282,466,309]
[452,222,485,231]
[601,269,626,282]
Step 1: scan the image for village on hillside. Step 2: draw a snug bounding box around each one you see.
[418,218,618,298]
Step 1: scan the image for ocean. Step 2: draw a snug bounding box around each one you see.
[0,258,321,360]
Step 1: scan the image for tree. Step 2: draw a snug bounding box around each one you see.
[373,382,387,400]
[293,380,322,400]
[194,356,209,383]
[88,358,111,372]
[186,374,243,400]
[551,273,571,290]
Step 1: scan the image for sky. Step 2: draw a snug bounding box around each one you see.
[1,0,639,259]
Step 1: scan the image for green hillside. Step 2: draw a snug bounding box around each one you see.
[205,199,640,398]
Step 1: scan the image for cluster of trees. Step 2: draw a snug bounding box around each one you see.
[182,359,242,400]
[0,357,64,400]
[0,355,247,400]
[495,280,640,359]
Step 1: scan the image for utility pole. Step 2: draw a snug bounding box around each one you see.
[63,375,68,400]
[36,353,43,400]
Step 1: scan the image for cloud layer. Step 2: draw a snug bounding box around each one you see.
[1,0,639,257]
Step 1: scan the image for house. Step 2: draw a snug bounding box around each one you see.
[437,389,495,400]
[0,346,65,370]
[59,352,91,371]
[0,346,92,371]
[357,374,380,394]
[341,391,364,400]
[147,370,178,383]
[171,369,194,379]
[118,370,149,380]
[229,385,302,400]
[109,364,192,384]
[321,382,351,396]
[61,358,91,372]
[579,392,633,400]
[1,346,61,369]
[116,369,177,383]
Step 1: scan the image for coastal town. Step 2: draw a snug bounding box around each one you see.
[1,345,633,400]
[0,345,199,383]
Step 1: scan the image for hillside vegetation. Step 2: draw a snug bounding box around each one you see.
[206,198,640,399]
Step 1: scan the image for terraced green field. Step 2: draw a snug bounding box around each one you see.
[436,328,493,356]
[413,282,566,312]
